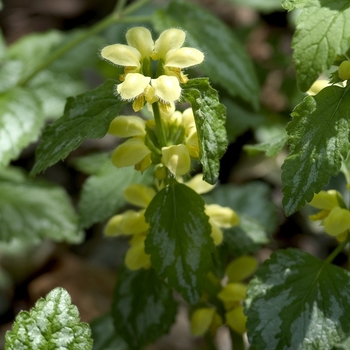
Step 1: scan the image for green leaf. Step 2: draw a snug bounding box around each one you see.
[0,167,82,244]
[31,79,125,175]
[292,1,350,91]
[145,181,214,304]
[282,0,318,11]
[224,0,283,12]
[90,314,128,350]
[78,162,152,229]
[0,87,44,167]
[334,336,350,350]
[0,60,23,94]
[5,287,92,350]
[111,266,177,349]
[204,182,277,254]
[244,132,288,157]
[182,78,227,184]
[71,152,112,175]
[245,249,350,349]
[152,0,260,108]
[282,85,350,216]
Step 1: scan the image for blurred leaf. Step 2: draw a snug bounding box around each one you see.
[282,85,350,216]
[334,337,350,350]
[31,79,125,175]
[112,266,177,349]
[0,167,82,244]
[71,152,112,175]
[153,0,260,108]
[246,249,350,349]
[0,87,44,167]
[223,98,263,143]
[282,0,318,11]
[204,182,277,254]
[0,61,23,94]
[91,314,129,350]
[145,181,214,303]
[224,0,283,12]
[5,287,92,350]
[292,1,350,91]
[182,78,227,184]
[244,132,288,157]
[79,162,152,229]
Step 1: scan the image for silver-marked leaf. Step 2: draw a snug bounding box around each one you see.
[244,132,288,157]
[31,79,125,175]
[0,60,23,94]
[292,1,350,91]
[5,287,92,350]
[78,162,152,229]
[152,0,260,108]
[182,78,227,185]
[282,85,350,216]
[282,0,318,11]
[145,181,214,304]
[0,87,44,166]
[246,248,350,350]
[0,167,82,244]
[111,266,177,349]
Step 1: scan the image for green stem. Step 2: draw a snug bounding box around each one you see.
[114,0,128,13]
[17,0,151,87]
[230,329,245,350]
[324,234,350,265]
[152,102,167,147]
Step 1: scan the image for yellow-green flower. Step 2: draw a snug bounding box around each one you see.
[190,307,223,337]
[161,144,191,176]
[309,190,350,240]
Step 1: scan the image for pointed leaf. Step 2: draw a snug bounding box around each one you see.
[182,78,227,184]
[5,287,92,350]
[246,249,350,350]
[0,87,44,166]
[78,162,152,229]
[145,181,214,303]
[0,167,82,244]
[152,0,260,108]
[282,85,350,216]
[111,266,177,349]
[31,79,125,175]
[292,1,350,91]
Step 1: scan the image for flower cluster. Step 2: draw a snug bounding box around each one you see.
[108,108,200,177]
[308,189,350,241]
[101,27,204,112]
[191,256,257,336]
[104,174,239,270]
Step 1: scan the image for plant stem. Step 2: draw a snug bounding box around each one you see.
[17,0,151,87]
[152,102,167,147]
[230,329,245,350]
[324,234,350,265]
[114,0,128,13]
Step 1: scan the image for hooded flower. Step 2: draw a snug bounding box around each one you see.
[308,190,350,240]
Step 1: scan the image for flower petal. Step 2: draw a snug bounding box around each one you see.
[190,308,215,336]
[323,206,350,236]
[225,256,258,283]
[151,75,181,102]
[120,210,149,234]
[117,73,151,100]
[101,44,141,67]
[205,204,239,228]
[104,214,124,236]
[112,138,151,168]
[165,47,204,68]
[125,234,151,270]
[123,184,156,208]
[309,190,340,210]
[225,306,247,335]
[153,28,186,60]
[126,27,154,59]
[161,144,191,176]
[108,115,146,137]
[185,173,215,194]
[209,220,223,246]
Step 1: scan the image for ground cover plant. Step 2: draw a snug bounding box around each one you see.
[2,0,350,349]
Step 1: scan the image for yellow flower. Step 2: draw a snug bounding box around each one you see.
[161,144,191,176]
[190,308,223,337]
[308,190,350,239]
[153,28,204,83]
[225,306,247,335]
[108,115,146,138]
[125,234,151,270]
